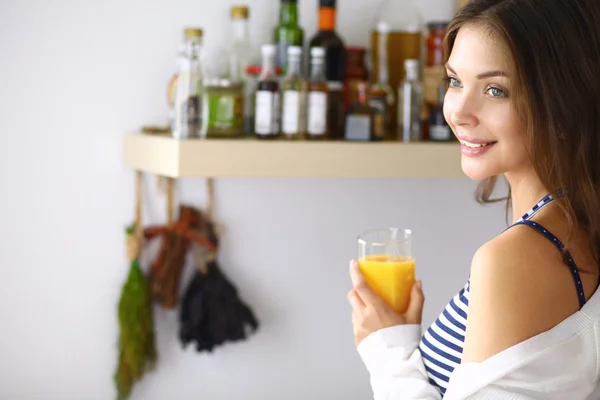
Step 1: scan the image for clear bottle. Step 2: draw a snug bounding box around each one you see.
[281,46,307,140]
[254,44,281,139]
[306,47,329,140]
[368,21,395,139]
[172,28,204,139]
[227,6,253,83]
[398,58,423,142]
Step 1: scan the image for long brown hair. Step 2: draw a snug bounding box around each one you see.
[444,0,600,259]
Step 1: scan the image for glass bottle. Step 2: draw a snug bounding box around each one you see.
[309,0,346,139]
[398,58,423,142]
[371,0,423,130]
[274,0,304,72]
[344,47,368,113]
[306,47,329,140]
[281,46,307,140]
[424,22,449,117]
[254,44,281,139]
[345,82,384,141]
[428,84,453,142]
[227,5,252,83]
[368,21,395,140]
[172,28,204,139]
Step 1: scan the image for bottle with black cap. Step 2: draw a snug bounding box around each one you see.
[309,0,346,139]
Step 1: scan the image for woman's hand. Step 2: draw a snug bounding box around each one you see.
[347,260,425,346]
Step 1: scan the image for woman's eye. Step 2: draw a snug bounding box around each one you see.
[448,77,462,88]
[487,87,506,98]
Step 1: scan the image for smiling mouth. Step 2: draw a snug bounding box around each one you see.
[459,140,497,148]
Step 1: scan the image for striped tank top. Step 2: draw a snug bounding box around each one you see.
[418,193,593,396]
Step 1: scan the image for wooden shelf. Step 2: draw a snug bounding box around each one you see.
[123,133,465,178]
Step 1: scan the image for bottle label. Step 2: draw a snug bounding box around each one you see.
[345,115,371,141]
[282,90,301,135]
[255,91,279,135]
[178,95,201,136]
[307,92,327,135]
[207,92,243,130]
[430,124,452,141]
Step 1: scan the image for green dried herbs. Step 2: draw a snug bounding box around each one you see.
[114,225,157,400]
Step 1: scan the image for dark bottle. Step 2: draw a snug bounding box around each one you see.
[309,0,346,139]
[274,0,304,72]
[428,84,453,142]
[254,44,281,139]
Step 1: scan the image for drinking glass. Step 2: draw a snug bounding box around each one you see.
[357,227,416,314]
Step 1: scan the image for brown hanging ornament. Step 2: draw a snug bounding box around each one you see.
[144,178,216,309]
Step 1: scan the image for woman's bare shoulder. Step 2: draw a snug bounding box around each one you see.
[461,224,583,363]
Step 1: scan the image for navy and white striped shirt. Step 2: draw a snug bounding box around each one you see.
[417,193,587,396]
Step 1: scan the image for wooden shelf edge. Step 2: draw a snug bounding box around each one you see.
[123,132,466,179]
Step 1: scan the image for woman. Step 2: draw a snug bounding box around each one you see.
[347,0,600,398]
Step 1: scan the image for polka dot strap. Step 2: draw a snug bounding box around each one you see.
[515,219,586,309]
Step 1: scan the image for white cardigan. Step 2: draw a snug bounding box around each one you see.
[357,287,600,399]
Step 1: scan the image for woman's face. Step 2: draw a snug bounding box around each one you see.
[443,24,531,181]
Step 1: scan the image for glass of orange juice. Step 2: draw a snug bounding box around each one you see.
[357,228,415,314]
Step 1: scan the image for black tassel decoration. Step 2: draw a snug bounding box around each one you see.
[179,259,259,352]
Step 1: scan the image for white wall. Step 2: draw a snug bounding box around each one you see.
[0,0,507,399]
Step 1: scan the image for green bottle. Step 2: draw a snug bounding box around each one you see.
[274,0,304,72]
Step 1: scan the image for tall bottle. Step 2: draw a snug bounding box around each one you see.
[254,44,281,139]
[274,0,304,72]
[398,59,423,142]
[281,46,308,140]
[368,21,395,140]
[371,0,423,130]
[306,47,329,140]
[227,5,252,83]
[172,28,204,139]
[309,0,345,139]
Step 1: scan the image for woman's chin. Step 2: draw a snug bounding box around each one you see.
[461,158,495,181]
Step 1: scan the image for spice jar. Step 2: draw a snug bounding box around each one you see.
[202,78,244,138]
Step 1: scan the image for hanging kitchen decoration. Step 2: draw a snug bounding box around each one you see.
[114,171,158,400]
[143,178,216,310]
[178,178,260,352]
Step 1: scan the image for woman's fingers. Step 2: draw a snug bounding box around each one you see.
[347,288,365,311]
[349,260,384,307]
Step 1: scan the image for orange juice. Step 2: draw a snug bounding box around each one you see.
[358,255,416,314]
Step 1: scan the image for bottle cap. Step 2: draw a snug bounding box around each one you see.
[287,46,303,56]
[184,28,203,40]
[231,5,249,19]
[319,0,336,7]
[405,59,420,79]
[261,44,277,56]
